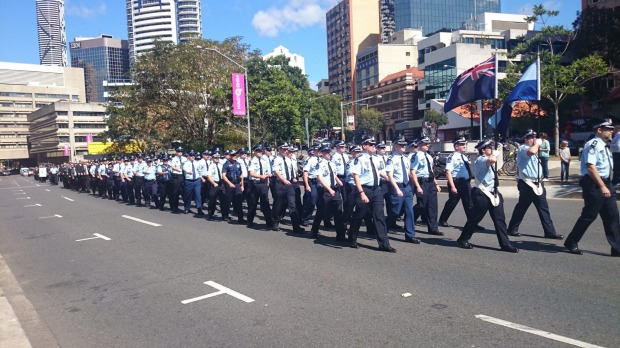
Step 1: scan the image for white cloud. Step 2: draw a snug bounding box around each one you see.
[252,0,335,37]
[66,2,107,19]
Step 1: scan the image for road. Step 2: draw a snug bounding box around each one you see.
[0,175,618,348]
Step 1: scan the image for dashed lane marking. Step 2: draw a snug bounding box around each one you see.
[61,196,74,202]
[76,233,111,242]
[121,215,162,227]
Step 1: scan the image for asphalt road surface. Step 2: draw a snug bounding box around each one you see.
[0,175,618,348]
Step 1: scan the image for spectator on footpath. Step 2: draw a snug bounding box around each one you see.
[611,125,620,185]
[538,132,550,181]
[559,140,571,183]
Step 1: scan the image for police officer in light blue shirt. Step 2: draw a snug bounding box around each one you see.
[310,146,345,239]
[205,153,225,221]
[182,150,205,215]
[142,157,157,207]
[169,147,186,213]
[410,137,441,235]
[301,147,322,224]
[566,119,620,256]
[386,136,418,244]
[133,155,147,206]
[507,129,562,239]
[457,139,517,253]
[343,145,362,224]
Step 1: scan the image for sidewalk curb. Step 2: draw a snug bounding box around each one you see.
[0,287,31,348]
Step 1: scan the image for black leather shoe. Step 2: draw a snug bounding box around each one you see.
[457,240,473,249]
[611,248,620,257]
[430,231,444,236]
[564,242,583,255]
[246,222,254,228]
[500,245,519,253]
[507,231,521,237]
[311,230,319,238]
[349,241,358,249]
[206,216,214,221]
[379,245,397,253]
[475,225,485,231]
[438,220,449,227]
[544,234,564,240]
[405,237,421,244]
[238,218,247,224]
[271,226,281,231]
[197,210,204,215]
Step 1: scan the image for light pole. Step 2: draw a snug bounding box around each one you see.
[196,45,251,149]
[340,94,382,141]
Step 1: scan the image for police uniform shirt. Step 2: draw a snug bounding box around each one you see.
[317,160,338,188]
[240,158,250,179]
[119,163,126,174]
[273,155,294,180]
[345,158,356,185]
[124,164,134,178]
[98,164,108,176]
[170,155,186,175]
[388,153,410,184]
[516,145,542,180]
[303,156,321,179]
[197,157,206,170]
[291,156,299,179]
[134,161,147,177]
[411,151,433,178]
[474,155,495,190]
[332,152,349,176]
[222,161,242,183]
[158,164,172,181]
[182,160,203,180]
[113,162,121,176]
[446,151,471,179]
[106,166,114,177]
[144,164,157,180]
[581,138,613,178]
[249,156,270,179]
[209,162,224,182]
[349,153,385,186]
[50,167,58,174]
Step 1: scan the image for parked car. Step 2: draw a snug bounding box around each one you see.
[0,169,10,176]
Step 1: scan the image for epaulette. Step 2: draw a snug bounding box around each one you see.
[386,155,394,164]
[354,158,359,165]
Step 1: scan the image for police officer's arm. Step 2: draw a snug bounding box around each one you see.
[445,157,457,193]
[199,164,207,183]
[221,164,235,188]
[316,166,335,196]
[527,141,540,156]
[587,164,611,198]
[387,164,403,197]
[273,159,290,185]
[206,164,219,187]
[350,159,369,203]
[410,156,423,195]
[486,154,497,166]
[239,168,244,190]
[303,159,311,191]
[170,158,182,172]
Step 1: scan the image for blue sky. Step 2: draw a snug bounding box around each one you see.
[0,0,581,88]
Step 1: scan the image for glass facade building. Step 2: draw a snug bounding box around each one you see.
[394,0,501,34]
[36,0,68,66]
[70,36,130,103]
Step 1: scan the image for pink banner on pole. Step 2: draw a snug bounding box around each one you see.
[63,144,69,156]
[232,73,246,116]
[86,134,93,143]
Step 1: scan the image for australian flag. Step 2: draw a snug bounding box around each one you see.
[443,56,496,112]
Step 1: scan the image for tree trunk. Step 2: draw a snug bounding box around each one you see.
[554,103,560,157]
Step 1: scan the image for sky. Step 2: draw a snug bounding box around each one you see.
[0,0,581,88]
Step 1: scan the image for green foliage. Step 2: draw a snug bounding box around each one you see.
[356,108,384,139]
[307,93,341,140]
[424,108,449,127]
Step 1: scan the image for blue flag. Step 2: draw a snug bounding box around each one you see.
[488,102,514,137]
[506,61,538,102]
[444,56,496,112]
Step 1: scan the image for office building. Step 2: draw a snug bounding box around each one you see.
[394,0,501,35]
[263,46,306,75]
[126,0,202,61]
[326,0,380,102]
[0,62,85,161]
[380,0,396,44]
[36,0,68,67]
[70,35,130,103]
[316,79,330,94]
[28,102,107,163]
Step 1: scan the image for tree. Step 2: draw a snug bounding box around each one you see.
[356,108,384,140]
[307,94,341,141]
[424,108,449,127]
[509,4,611,154]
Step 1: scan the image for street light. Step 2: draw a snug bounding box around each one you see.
[196,45,251,149]
[340,95,382,141]
[307,93,336,147]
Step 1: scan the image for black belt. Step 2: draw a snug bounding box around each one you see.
[337,174,346,179]
[252,179,268,183]
[145,179,155,182]
[185,178,200,182]
[395,182,408,188]
[417,177,433,182]
[172,174,182,177]
[362,185,380,190]
[455,177,470,181]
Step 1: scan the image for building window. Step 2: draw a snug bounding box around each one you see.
[406,52,410,56]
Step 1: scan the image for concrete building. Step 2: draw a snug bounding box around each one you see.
[126,0,202,61]
[326,0,380,102]
[70,35,130,103]
[263,45,306,75]
[362,67,424,141]
[0,62,85,161]
[582,0,620,10]
[316,79,330,94]
[394,0,501,35]
[36,0,68,67]
[356,29,423,101]
[28,102,107,163]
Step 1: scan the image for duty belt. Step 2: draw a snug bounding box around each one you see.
[417,177,432,182]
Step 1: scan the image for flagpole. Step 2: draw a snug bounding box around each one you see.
[493,52,499,197]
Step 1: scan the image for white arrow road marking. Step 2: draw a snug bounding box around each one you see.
[122,215,161,227]
[76,233,111,242]
[182,281,254,305]
[39,214,62,219]
[24,204,42,207]
[475,315,606,348]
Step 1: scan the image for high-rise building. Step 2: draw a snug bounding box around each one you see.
[126,0,202,61]
[326,0,380,103]
[394,0,501,35]
[36,0,68,67]
[263,46,306,75]
[70,35,130,103]
[380,0,396,44]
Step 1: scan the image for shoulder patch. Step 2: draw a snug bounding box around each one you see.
[447,155,452,163]
[354,158,359,165]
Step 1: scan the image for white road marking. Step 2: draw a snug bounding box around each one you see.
[24,204,42,207]
[182,281,255,305]
[45,189,50,192]
[121,215,161,227]
[62,196,74,201]
[475,315,606,348]
[39,214,62,219]
[14,192,26,194]
[76,233,111,242]
[0,186,38,190]
[16,197,30,200]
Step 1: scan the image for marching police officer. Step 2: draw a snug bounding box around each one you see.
[410,137,442,235]
[112,157,122,200]
[507,129,563,239]
[332,141,349,209]
[271,143,303,233]
[182,150,205,215]
[98,158,109,198]
[565,120,620,256]
[89,160,98,195]
[169,147,186,213]
[348,137,396,252]
[343,145,362,225]
[122,157,135,204]
[156,156,172,210]
[302,146,321,225]
[387,136,419,244]
[456,139,518,253]
[221,150,245,223]
[143,157,157,207]
[206,152,225,221]
[247,145,274,228]
[310,146,345,239]
[133,154,147,206]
